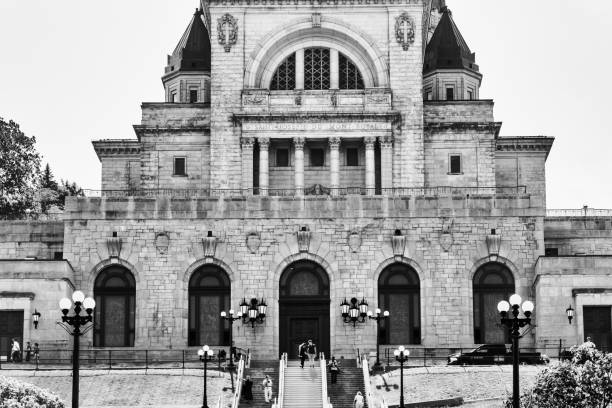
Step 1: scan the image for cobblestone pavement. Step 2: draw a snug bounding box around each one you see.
[2,369,236,407]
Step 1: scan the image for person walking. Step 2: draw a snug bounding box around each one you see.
[11,339,20,363]
[353,391,364,408]
[328,356,340,384]
[25,342,32,362]
[306,339,317,368]
[33,343,40,365]
[262,374,273,403]
[242,375,253,403]
[298,341,308,368]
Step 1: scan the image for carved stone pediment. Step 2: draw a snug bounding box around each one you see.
[246,232,261,254]
[395,12,415,51]
[486,229,501,255]
[440,219,454,252]
[297,227,311,253]
[391,229,406,257]
[202,231,217,258]
[348,230,362,253]
[106,237,122,258]
[217,13,238,52]
[155,233,170,255]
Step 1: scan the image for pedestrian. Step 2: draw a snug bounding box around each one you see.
[584,336,597,349]
[298,340,308,368]
[306,339,317,368]
[262,374,273,403]
[353,391,364,408]
[11,338,20,363]
[328,356,340,384]
[25,342,32,362]
[33,343,40,364]
[242,375,253,403]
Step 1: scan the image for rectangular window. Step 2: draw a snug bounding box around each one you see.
[174,157,186,176]
[346,148,359,166]
[446,87,455,101]
[449,154,461,174]
[189,90,198,103]
[170,92,176,103]
[276,149,289,167]
[424,88,433,101]
[467,90,474,100]
[310,148,325,167]
[545,248,559,257]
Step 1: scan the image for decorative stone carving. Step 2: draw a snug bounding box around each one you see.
[379,136,393,149]
[391,229,406,257]
[312,13,321,28]
[297,226,311,252]
[304,184,330,196]
[106,235,122,258]
[364,136,376,149]
[328,137,341,150]
[202,231,217,258]
[246,232,261,254]
[395,12,416,51]
[367,95,389,104]
[244,95,265,105]
[217,13,238,52]
[348,230,362,253]
[258,137,270,149]
[330,91,338,107]
[486,229,501,255]
[293,137,305,150]
[241,137,255,149]
[295,93,302,106]
[439,219,454,252]
[155,233,170,255]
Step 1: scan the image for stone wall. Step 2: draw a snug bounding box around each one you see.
[0,221,64,260]
[424,100,494,123]
[545,217,612,255]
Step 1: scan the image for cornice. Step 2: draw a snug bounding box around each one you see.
[496,137,555,158]
[132,125,211,141]
[233,111,402,124]
[207,0,421,6]
[425,122,502,137]
[92,140,141,159]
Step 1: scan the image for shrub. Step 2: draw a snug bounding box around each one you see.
[0,376,65,408]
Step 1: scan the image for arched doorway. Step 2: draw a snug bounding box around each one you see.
[473,262,515,344]
[93,265,136,347]
[188,265,231,346]
[378,263,421,345]
[279,260,330,358]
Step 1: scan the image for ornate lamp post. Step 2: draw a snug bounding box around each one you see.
[32,309,41,329]
[197,345,214,408]
[341,297,368,327]
[497,294,534,408]
[566,305,575,324]
[220,309,242,368]
[367,308,389,368]
[58,291,96,408]
[393,346,409,408]
[240,298,267,328]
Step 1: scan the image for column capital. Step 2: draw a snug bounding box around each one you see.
[328,137,341,149]
[379,136,394,149]
[364,136,377,149]
[293,137,306,150]
[241,137,255,149]
[258,137,270,149]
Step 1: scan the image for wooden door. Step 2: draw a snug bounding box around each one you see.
[0,311,24,361]
[584,306,612,351]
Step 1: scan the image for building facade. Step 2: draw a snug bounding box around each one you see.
[1,0,611,360]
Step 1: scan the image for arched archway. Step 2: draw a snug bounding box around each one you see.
[93,265,136,347]
[188,264,231,346]
[279,260,330,358]
[473,262,515,344]
[378,263,421,345]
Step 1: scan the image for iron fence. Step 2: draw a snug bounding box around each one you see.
[546,207,612,217]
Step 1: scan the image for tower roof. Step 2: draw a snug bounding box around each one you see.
[165,8,211,75]
[424,8,479,74]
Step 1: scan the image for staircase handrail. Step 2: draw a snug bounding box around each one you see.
[231,356,245,408]
[362,355,375,408]
[215,395,223,408]
[320,352,332,408]
[276,352,287,408]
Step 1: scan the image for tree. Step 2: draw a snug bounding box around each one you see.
[38,163,60,213]
[0,117,41,218]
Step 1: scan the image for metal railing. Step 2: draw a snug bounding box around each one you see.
[231,356,245,408]
[78,185,528,199]
[274,352,287,408]
[215,395,224,408]
[547,207,612,217]
[362,355,375,408]
[320,352,332,408]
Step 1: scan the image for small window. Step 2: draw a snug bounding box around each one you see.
[54,251,63,260]
[346,148,359,166]
[467,90,474,100]
[449,155,461,174]
[446,87,454,101]
[276,149,289,167]
[189,90,198,103]
[310,148,325,167]
[426,91,433,101]
[545,248,559,257]
[170,92,176,103]
[174,157,186,176]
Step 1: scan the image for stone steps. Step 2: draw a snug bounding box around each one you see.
[327,364,367,408]
[283,365,323,408]
[242,363,279,408]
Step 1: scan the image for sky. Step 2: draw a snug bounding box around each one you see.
[0,0,610,209]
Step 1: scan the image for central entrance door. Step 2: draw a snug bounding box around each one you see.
[584,306,612,351]
[279,260,330,359]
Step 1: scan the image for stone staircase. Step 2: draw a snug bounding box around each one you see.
[326,360,367,408]
[242,360,279,407]
[282,360,324,408]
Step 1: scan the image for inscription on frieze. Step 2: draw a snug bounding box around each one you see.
[242,122,392,132]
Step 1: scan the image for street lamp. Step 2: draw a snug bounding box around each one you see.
[32,309,41,329]
[240,298,267,328]
[367,308,390,368]
[497,294,534,408]
[341,297,368,327]
[197,345,214,408]
[58,291,96,408]
[566,305,575,324]
[220,309,242,368]
[393,346,409,408]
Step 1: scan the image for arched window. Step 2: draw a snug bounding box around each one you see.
[378,263,421,345]
[473,263,515,344]
[94,266,136,347]
[188,265,230,346]
[279,260,330,298]
[269,48,364,90]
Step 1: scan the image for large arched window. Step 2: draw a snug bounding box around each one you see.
[473,263,515,344]
[188,265,230,346]
[94,266,136,347]
[378,263,421,345]
[270,48,364,91]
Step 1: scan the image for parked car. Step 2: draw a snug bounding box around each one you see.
[447,344,549,365]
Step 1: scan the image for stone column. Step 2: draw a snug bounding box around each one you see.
[241,137,255,194]
[293,137,305,196]
[330,49,339,89]
[379,136,394,194]
[296,49,305,89]
[258,137,270,196]
[329,137,341,195]
[364,137,376,195]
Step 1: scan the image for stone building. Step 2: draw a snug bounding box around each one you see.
[1,0,611,361]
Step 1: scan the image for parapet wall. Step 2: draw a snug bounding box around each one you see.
[0,221,64,260]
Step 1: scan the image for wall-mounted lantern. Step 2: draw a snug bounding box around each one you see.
[341,297,368,327]
[240,298,267,328]
[32,309,41,329]
[566,305,575,325]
